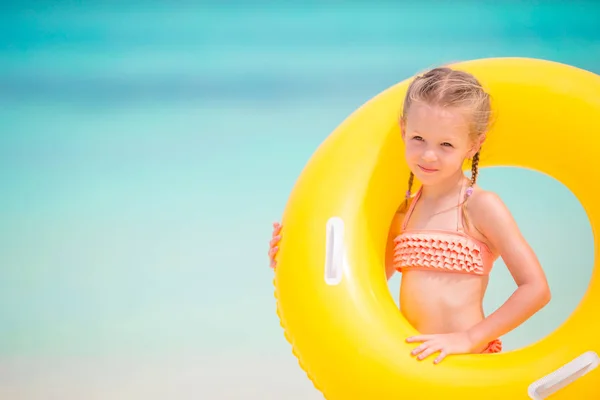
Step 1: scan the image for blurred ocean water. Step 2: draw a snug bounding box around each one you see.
[1,2,599,398]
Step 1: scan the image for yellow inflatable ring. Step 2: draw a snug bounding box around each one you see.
[273,57,600,399]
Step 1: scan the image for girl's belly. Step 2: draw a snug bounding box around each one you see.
[399,270,489,334]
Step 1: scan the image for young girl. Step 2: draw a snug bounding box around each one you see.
[268,67,551,364]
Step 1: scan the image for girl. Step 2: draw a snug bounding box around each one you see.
[268,67,551,364]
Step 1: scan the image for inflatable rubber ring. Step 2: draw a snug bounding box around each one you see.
[273,57,600,399]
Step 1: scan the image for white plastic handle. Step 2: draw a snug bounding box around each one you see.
[324,217,345,285]
[528,351,599,399]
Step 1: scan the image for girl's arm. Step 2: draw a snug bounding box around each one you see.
[464,190,551,349]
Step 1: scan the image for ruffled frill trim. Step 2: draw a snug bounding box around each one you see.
[393,232,485,275]
[482,339,502,354]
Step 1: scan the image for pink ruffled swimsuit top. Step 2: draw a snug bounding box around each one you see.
[393,186,499,276]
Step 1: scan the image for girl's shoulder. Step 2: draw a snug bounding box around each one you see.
[395,191,419,215]
[391,192,419,237]
[465,185,508,217]
[465,184,517,242]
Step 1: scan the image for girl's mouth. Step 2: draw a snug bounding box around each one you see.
[418,165,438,173]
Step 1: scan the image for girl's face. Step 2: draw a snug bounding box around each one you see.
[401,102,483,186]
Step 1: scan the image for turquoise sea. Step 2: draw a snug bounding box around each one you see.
[1,2,599,398]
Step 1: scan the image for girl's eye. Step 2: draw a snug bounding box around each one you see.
[441,142,453,147]
[412,136,423,141]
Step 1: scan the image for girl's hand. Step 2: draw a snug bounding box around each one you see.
[268,222,282,269]
[406,332,475,364]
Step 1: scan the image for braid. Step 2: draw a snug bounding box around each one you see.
[462,151,480,231]
[470,151,480,187]
[398,172,415,214]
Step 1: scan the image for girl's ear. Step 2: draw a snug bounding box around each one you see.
[469,134,486,158]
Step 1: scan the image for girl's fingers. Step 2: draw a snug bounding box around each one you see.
[268,246,279,258]
[406,335,434,343]
[417,344,442,360]
[268,222,281,269]
[269,236,280,247]
[434,351,448,364]
[410,342,431,356]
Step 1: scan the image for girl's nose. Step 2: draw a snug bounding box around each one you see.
[422,150,437,162]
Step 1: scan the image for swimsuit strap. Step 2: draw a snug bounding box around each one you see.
[401,186,422,230]
[402,179,474,233]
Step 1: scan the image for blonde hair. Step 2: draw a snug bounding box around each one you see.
[399,66,493,215]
